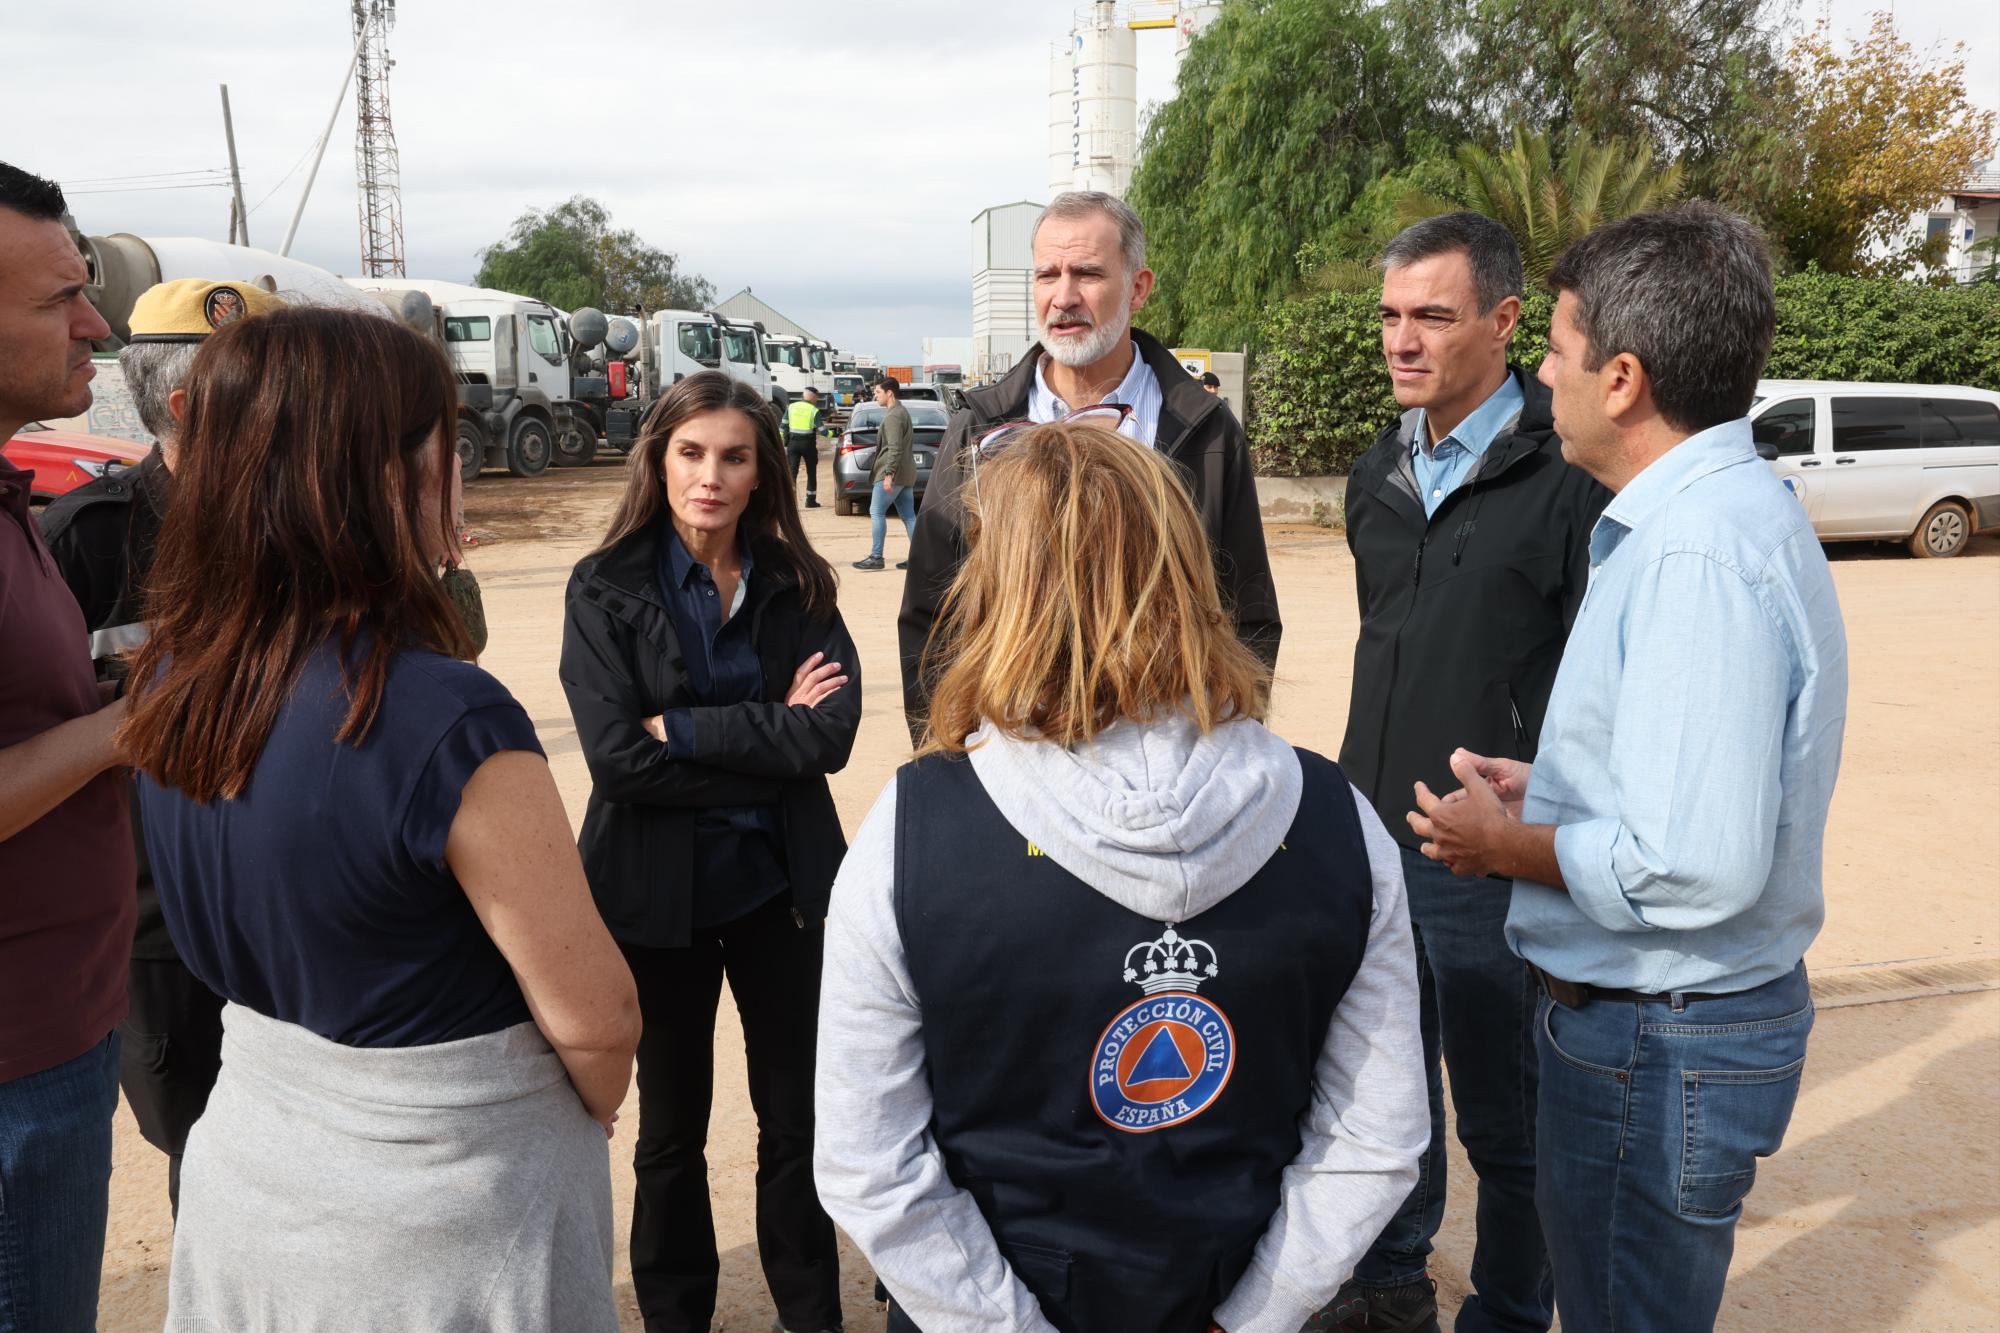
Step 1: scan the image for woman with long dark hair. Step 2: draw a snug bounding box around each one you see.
[561,369,859,1333]
[121,307,640,1331]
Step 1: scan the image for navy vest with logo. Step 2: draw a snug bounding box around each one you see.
[890,746,1375,1333]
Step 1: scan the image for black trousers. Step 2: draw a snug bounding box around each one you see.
[117,956,225,1216]
[623,896,840,1332]
[787,435,818,499]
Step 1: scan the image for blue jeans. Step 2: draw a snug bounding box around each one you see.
[1355,848,1551,1333]
[0,1031,121,1333]
[1534,962,1812,1333]
[869,481,915,559]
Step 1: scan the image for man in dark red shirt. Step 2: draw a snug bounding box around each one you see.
[0,159,134,1330]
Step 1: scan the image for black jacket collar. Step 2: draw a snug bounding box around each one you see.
[960,327,1223,457]
[576,518,795,614]
[1359,366,1557,504]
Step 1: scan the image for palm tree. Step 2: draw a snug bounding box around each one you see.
[1297,129,1683,296]
[1455,129,1686,284]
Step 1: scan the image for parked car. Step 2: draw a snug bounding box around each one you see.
[832,401,950,516]
[1750,381,2000,558]
[2,425,151,506]
[896,382,945,403]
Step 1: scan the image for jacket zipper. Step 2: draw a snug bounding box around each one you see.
[1370,525,1432,801]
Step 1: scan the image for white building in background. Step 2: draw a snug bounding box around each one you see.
[972,201,1043,381]
[1915,160,2000,284]
[715,287,821,342]
[1045,2,1226,201]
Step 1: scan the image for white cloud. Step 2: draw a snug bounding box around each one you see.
[6,0,1192,361]
[6,1,1990,360]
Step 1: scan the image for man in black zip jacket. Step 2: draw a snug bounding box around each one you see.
[1324,215,1607,1333]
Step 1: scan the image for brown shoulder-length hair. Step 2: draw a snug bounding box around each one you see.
[119,306,470,801]
[588,370,836,616]
[919,421,1269,754]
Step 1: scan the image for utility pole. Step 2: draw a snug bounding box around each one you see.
[281,23,366,258]
[219,84,250,247]
[351,0,407,277]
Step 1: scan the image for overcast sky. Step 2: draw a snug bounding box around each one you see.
[5,0,1994,363]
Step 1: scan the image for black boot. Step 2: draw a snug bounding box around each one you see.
[1303,1276,1439,1333]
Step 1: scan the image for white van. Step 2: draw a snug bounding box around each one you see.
[1750,380,2000,558]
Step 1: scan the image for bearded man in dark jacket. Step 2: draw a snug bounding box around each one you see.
[898,191,1280,743]
[1322,213,1608,1333]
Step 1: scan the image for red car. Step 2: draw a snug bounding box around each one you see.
[1,426,151,505]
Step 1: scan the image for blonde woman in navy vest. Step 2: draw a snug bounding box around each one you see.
[815,418,1429,1333]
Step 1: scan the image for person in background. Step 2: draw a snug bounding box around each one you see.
[39,276,286,1218]
[899,190,1279,742]
[562,370,859,1333]
[817,420,1426,1333]
[1327,212,1606,1333]
[786,384,829,509]
[122,306,640,1331]
[1200,370,1222,395]
[853,376,915,571]
[0,157,130,1333]
[1410,204,1845,1333]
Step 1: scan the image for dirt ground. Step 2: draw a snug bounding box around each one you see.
[96,457,2000,1331]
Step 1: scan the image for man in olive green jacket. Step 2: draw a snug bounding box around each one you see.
[855,377,918,570]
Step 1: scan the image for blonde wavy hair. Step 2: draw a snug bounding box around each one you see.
[919,421,1269,754]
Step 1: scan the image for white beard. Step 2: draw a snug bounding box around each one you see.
[1038,284,1133,369]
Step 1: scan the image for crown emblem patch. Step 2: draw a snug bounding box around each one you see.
[1089,923,1235,1133]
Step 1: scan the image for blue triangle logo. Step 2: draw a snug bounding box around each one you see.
[1127,1025,1193,1087]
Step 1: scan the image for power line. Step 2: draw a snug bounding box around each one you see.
[60,170,230,188]
[62,168,231,186]
[247,134,328,217]
[64,181,233,196]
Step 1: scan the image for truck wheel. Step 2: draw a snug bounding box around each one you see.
[456,420,484,484]
[1908,500,1972,558]
[554,426,598,468]
[507,417,552,477]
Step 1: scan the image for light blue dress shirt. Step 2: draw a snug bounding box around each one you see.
[1508,418,1849,994]
[1028,342,1164,449]
[1412,375,1524,517]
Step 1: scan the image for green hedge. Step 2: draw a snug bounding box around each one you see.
[1248,274,2000,476]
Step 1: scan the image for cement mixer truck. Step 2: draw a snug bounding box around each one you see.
[348,277,628,480]
[72,229,392,342]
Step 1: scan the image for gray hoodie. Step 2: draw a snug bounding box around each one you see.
[814,714,1426,1333]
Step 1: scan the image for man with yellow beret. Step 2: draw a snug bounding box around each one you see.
[38,276,284,1216]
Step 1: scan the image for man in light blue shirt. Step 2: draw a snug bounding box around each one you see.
[1408,204,1846,1333]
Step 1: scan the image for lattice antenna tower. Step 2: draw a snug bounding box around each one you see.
[352,0,406,276]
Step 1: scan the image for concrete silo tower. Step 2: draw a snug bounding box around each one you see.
[1048,44,1076,199]
[1068,2,1139,197]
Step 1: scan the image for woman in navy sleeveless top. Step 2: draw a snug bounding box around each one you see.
[813,422,1430,1333]
[119,307,640,1332]
[561,371,859,1333]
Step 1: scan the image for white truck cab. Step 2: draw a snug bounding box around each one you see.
[645,311,786,419]
[349,277,592,481]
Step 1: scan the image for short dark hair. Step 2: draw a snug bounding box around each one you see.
[1200,371,1220,387]
[878,376,900,397]
[1380,211,1523,314]
[803,385,819,395]
[1548,203,1775,433]
[0,161,67,221]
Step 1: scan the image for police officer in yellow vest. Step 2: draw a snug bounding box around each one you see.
[786,385,830,509]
